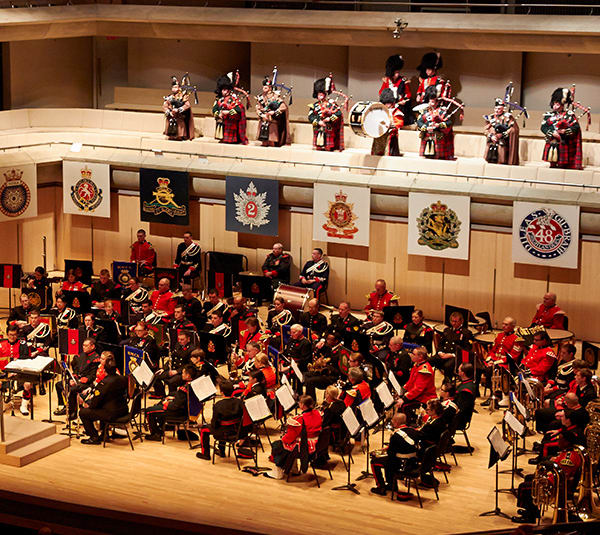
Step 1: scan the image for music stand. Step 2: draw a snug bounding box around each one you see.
[355,398,381,481]
[242,395,272,475]
[154,267,180,290]
[332,406,361,495]
[199,331,227,366]
[343,331,370,359]
[239,271,271,306]
[499,405,527,495]
[480,426,511,519]
[64,260,93,285]
[62,290,92,315]
[383,305,414,330]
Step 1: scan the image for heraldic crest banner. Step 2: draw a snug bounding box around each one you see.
[140,168,189,226]
[407,192,471,260]
[62,160,110,218]
[225,176,279,236]
[512,201,579,269]
[313,183,370,246]
[0,164,37,222]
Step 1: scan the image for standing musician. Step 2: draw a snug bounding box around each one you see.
[130,229,156,277]
[294,248,329,299]
[531,292,566,330]
[395,347,437,417]
[522,331,557,383]
[402,309,434,354]
[256,75,290,147]
[266,296,294,334]
[379,54,413,123]
[281,324,312,394]
[365,279,397,312]
[51,295,78,329]
[262,243,291,288]
[299,298,328,339]
[308,76,344,152]
[173,232,201,285]
[541,87,583,170]
[327,301,360,340]
[371,88,404,157]
[213,73,248,145]
[150,278,176,319]
[121,277,149,314]
[163,75,195,141]
[415,52,451,104]
[361,310,393,353]
[416,84,455,160]
[484,98,520,165]
[176,284,204,329]
[430,311,473,380]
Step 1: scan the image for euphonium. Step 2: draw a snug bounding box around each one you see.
[575,401,600,521]
[532,461,569,524]
[489,365,502,412]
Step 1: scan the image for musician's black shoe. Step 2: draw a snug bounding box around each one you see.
[81,438,101,445]
[370,487,387,496]
[195,452,211,460]
[145,434,162,442]
[528,457,540,465]
[53,406,66,416]
[39,384,46,396]
[395,492,413,501]
[511,514,537,524]
[532,442,542,453]
[480,398,491,407]
[215,448,226,458]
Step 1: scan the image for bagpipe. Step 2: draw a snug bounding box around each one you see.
[569,84,592,130]
[271,65,293,106]
[326,72,351,114]
[231,69,250,110]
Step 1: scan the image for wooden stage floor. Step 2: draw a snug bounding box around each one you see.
[0,376,544,535]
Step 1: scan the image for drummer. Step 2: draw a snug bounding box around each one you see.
[379,54,413,124]
[371,89,404,157]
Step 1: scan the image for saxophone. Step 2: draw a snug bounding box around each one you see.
[575,401,600,521]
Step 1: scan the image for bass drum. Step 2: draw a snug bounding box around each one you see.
[349,101,392,139]
[273,284,313,314]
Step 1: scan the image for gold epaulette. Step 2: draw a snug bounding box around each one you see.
[418,365,432,375]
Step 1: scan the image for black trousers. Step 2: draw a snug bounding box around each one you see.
[516,474,538,516]
[56,381,88,417]
[79,407,127,440]
[153,371,183,398]
[429,355,456,379]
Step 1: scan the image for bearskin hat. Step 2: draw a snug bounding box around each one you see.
[262,77,273,87]
[417,52,442,77]
[313,78,330,99]
[550,87,572,107]
[171,76,179,87]
[385,55,405,78]
[215,74,234,95]
[379,88,397,105]
[423,85,439,103]
[494,98,504,106]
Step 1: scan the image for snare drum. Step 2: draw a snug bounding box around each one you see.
[273,284,313,313]
[349,101,392,139]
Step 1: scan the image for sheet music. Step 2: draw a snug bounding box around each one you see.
[504,410,526,437]
[290,360,304,383]
[275,385,296,413]
[341,406,361,437]
[375,381,395,409]
[190,375,217,402]
[5,356,54,373]
[131,360,155,388]
[244,395,272,422]
[509,391,528,418]
[359,398,380,428]
[519,373,536,401]
[281,374,295,398]
[487,426,510,458]
[388,372,404,397]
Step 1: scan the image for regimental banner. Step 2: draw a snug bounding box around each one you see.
[0,164,37,222]
[0,264,22,289]
[407,192,471,260]
[140,168,189,226]
[225,175,279,236]
[312,183,370,246]
[124,345,144,375]
[512,201,579,269]
[62,161,110,218]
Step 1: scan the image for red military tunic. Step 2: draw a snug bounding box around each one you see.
[239,329,262,351]
[0,339,29,370]
[365,291,395,312]
[531,304,565,330]
[522,345,557,382]
[130,240,156,270]
[487,331,522,368]
[282,409,323,453]
[61,281,85,292]
[343,380,371,408]
[150,290,175,317]
[404,361,437,403]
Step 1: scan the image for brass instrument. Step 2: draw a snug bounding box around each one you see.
[210,323,232,338]
[307,355,331,373]
[364,321,394,337]
[575,401,600,520]
[205,300,230,319]
[369,448,388,458]
[271,308,293,327]
[489,365,502,413]
[518,375,544,417]
[531,460,569,524]
[124,286,149,303]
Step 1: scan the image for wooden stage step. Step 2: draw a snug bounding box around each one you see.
[0,417,70,467]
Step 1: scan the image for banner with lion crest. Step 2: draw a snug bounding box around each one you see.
[0,164,37,222]
[62,160,110,218]
[407,192,471,260]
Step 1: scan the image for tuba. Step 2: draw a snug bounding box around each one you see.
[531,460,569,524]
[575,401,600,521]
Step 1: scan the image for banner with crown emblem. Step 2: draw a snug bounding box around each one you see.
[407,192,471,259]
[225,175,279,236]
[312,183,370,246]
[0,164,37,222]
[62,160,110,218]
[140,168,189,226]
[512,201,579,269]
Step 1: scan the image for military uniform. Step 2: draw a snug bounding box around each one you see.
[531,303,566,330]
[212,75,248,145]
[299,311,328,339]
[154,341,195,397]
[376,347,412,386]
[174,241,201,284]
[262,252,291,288]
[294,259,330,298]
[51,306,79,330]
[308,77,344,152]
[271,409,323,467]
[522,345,557,382]
[56,349,101,419]
[430,326,473,379]
[364,290,395,312]
[146,382,191,437]
[399,361,436,416]
[150,289,176,318]
[0,338,30,370]
[130,239,156,276]
[176,296,205,329]
[328,313,360,339]
[198,395,246,458]
[342,379,371,408]
[402,321,434,353]
[90,280,117,305]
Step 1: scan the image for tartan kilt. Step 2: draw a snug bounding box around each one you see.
[419,129,455,160]
[313,121,344,152]
[542,133,583,170]
[221,107,249,145]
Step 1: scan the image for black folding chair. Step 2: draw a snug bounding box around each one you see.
[212,418,244,471]
[392,444,439,507]
[102,391,144,451]
[307,428,334,488]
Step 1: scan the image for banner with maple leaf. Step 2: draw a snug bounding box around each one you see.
[225,176,279,236]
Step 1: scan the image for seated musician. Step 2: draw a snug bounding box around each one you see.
[97,298,120,322]
[513,430,583,524]
[395,347,436,418]
[293,248,329,299]
[534,392,590,443]
[232,340,261,379]
[83,313,107,347]
[429,311,473,380]
[455,363,477,429]
[266,297,293,334]
[239,353,277,399]
[55,337,101,420]
[419,399,448,487]
[402,309,433,353]
[130,228,156,277]
[150,278,176,319]
[439,383,459,427]
[371,413,421,497]
[299,298,328,339]
[6,293,32,329]
[26,266,50,292]
[196,379,250,460]
[364,279,396,312]
[203,311,233,364]
[304,333,341,400]
[169,304,197,333]
[531,292,566,330]
[281,323,311,392]
[123,322,160,371]
[176,284,204,329]
[139,299,163,326]
[262,242,291,289]
[522,331,557,383]
[146,364,198,441]
[321,385,346,435]
[480,316,522,407]
[375,336,412,387]
[52,295,78,329]
[1,325,32,415]
[174,231,201,285]
[265,395,322,480]
[238,317,262,353]
[61,269,85,292]
[202,288,227,321]
[154,330,196,398]
[327,301,360,340]
[190,348,220,384]
[20,310,51,358]
[121,277,148,313]
[78,353,128,445]
[341,366,371,408]
[361,310,393,353]
[90,269,117,308]
[228,296,256,340]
